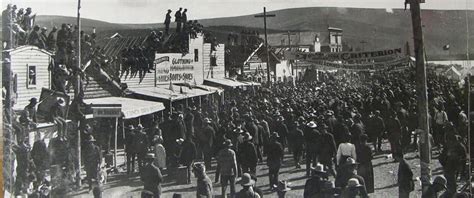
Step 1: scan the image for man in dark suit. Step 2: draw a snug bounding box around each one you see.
[164,9,172,35]
[174,8,182,32]
[398,157,414,198]
[140,153,163,197]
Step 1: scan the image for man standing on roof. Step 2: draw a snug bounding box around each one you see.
[175,8,182,33]
[164,9,172,35]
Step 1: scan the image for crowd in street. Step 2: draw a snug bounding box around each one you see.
[117,69,470,197]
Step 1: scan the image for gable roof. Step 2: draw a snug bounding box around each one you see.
[4,45,53,56]
[100,36,148,57]
[243,43,281,65]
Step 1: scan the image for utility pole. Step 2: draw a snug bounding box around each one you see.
[76,0,82,187]
[408,0,431,191]
[255,7,275,84]
[282,31,296,75]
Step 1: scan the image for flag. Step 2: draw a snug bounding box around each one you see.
[443,44,450,50]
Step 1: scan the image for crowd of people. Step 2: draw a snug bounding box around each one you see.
[103,68,470,197]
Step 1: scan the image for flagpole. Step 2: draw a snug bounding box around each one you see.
[76,0,82,187]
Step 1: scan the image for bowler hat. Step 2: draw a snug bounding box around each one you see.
[311,163,327,175]
[347,178,363,188]
[306,121,317,128]
[223,139,233,147]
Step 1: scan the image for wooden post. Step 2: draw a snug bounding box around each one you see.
[409,0,431,191]
[76,0,82,187]
[255,7,275,84]
[114,117,118,169]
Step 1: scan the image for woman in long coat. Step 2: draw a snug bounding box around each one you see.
[356,134,374,193]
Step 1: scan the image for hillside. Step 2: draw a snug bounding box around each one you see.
[4,7,474,59]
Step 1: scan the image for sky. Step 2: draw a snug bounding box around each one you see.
[4,0,474,24]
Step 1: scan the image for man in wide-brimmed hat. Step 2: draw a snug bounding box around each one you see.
[266,132,284,190]
[319,123,337,177]
[217,139,238,197]
[134,124,148,171]
[305,121,321,176]
[236,173,260,198]
[335,157,368,197]
[125,125,137,174]
[83,135,102,192]
[198,117,215,170]
[304,163,331,198]
[341,178,366,198]
[140,153,163,198]
[290,120,305,169]
[238,132,258,176]
[274,115,288,150]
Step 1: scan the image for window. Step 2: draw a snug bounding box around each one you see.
[27,65,37,88]
[194,49,199,62]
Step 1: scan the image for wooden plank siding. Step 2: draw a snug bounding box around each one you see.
[9,47,52,110]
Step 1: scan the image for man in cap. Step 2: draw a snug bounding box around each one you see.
[192,162,213,198]
[83,135,102,192]
[47,26,58,51]
[370,110,385,153]
[140,153,163,198]
[290,121,305,169]
[421,175,447,198]
[125,125,137,174]
[238,132,258,176]
[266,132,284,190]
[164,9,172,35]
[40,27,48,48]
[198,118,215,170]
[28,25,45,49]
[134,124,148,171]
[178,137,197,184]
[236,173,260,198]
[217,139,238,198]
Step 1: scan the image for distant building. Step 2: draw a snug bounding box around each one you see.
[264,32,321,52]
[320,27,343,53]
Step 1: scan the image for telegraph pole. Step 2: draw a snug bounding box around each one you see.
[255,7,275,84]
[282,31,296,75]
[408,0,431,191]
[76,0,82,187]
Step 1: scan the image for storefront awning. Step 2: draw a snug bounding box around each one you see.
[195,84,224,94]
[204,78,248,88]
[128,85,214,102]
[84,97,165,119]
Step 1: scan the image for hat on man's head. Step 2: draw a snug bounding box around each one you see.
[238,173,255,186]
[306,121,317,129]
[57,97,66,106]
[242,132,252,141]
[176,138,184,144]
[192,162,205,173]
[311,163,327,176]
[145,153,155,159]
[345,157,359,166]
[223,139,233,147]
[203,118,212,124]
[136,124,144,130]
[433,175,447,189]
[347,178,363,188]
[29,97,38,104]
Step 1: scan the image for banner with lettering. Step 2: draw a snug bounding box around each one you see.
[155,53,204,85]
[285,48,404,61]
[308,57,412,71]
